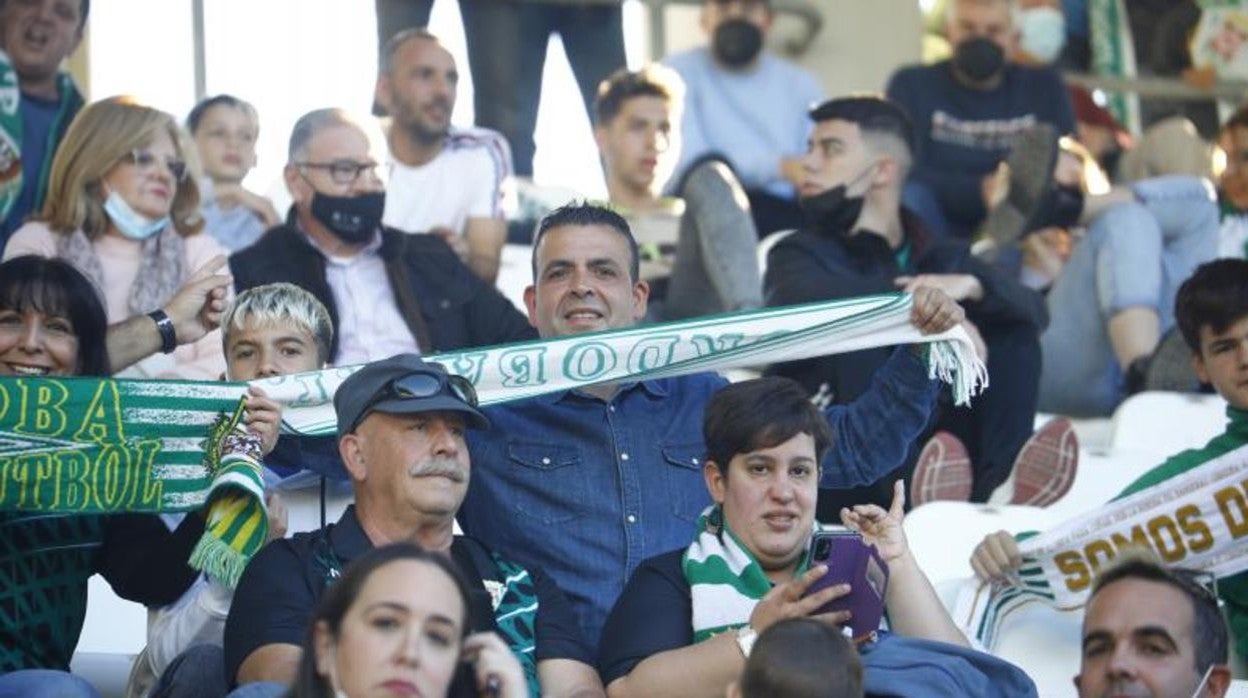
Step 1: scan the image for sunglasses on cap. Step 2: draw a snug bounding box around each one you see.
[348,370,479,434]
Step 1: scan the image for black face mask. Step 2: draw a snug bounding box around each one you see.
[800,164,877,233]
[953,37,1006,84]
[712,19,764,68]
[310,190,386,245]
[801,184,866,233]
[1031,184,1085,231]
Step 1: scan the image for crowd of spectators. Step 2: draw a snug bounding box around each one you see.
[3,0,1248,696]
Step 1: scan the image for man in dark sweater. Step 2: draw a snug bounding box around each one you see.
[229,108,535,366]
[765,95,1050,512]
[886,0,1074,239]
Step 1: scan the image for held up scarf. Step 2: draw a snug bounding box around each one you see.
[954,444,1248,649]
[0,293,986,588]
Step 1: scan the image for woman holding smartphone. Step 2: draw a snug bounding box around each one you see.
[596,378,1020,698]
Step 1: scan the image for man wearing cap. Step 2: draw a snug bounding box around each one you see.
[222,355,604,697]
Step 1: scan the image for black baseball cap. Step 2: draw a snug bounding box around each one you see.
[334,354,490,437]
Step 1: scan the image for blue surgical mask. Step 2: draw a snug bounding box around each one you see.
[103,190,170,240]
[1019,6,1066,65]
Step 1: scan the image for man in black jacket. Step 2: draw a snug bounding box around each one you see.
[229,108,535,364]
[765,96,1050,511]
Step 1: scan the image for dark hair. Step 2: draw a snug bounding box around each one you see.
[809,95,916,158]
[186,94,258,135]
[703,376,833,474]
[1175,258,1248,354]
[288,543,474,698]
[379,28,440,75]
[1221,104,1248,137]
[531,202,640,283]
[0,255,109,377]
[593,66,678,127]
[739,618,863,698]
[1089,555,1228,675]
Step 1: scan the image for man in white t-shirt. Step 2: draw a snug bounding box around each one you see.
[376,29,512,283]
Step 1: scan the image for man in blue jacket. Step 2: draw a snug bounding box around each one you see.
[459,202,967,648]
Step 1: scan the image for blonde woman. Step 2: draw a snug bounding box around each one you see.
[3,95,227,380]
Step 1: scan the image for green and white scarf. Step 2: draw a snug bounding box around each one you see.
[0,294,985,588]
[953,444,1248,649]
[684,505,820,643]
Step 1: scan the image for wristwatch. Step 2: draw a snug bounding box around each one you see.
[735,625,758,659]
[147,309,178,354]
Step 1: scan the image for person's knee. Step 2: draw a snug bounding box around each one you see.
[0,670,100,698]
[154,644,228,698]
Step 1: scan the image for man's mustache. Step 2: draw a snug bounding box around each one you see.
[408,457,467,483]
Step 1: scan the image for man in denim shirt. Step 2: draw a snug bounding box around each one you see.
[459,203,965,647]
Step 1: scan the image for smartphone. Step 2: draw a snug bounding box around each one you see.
[804,530,889,640]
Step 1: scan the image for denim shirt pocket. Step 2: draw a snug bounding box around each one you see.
[661,441,710,524]
[506,441,589,525]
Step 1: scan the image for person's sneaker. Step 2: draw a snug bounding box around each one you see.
[979,123,1060,247]
[910,431,973,507]
[1008,417,1079,507]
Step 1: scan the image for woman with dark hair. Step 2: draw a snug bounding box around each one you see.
[0,255,207,698]
[287,543,528,698]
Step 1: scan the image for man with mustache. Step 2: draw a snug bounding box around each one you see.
[222,354,603,697]
[376,29,512,284]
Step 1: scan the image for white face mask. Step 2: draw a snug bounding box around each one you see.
[1018,6,1066,64]
[103,190,170,240]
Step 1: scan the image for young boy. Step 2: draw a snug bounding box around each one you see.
[188,95,279,252]
[131,283,338,697]
[971,257,1248,660]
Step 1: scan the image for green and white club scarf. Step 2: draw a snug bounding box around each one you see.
[684,505,820,643]
[953,444,1248,650]
[0,293,985,588]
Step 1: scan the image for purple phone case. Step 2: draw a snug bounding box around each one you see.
[805,531,889,640]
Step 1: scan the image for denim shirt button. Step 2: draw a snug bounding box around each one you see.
[627,515,636,523]
[692,457,699,465]
[541,457,551,465]
[620,452,630,461]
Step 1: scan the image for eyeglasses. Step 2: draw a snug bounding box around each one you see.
[296,159,379,185]
[125,149,188,182]
[348,370,478,434]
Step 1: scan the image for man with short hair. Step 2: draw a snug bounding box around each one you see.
[223,354,603,697]
[229,108,535,366]
[886,0,1075,239]
[664,0,824,236]
[1075,555,1231,698]
[375,30,512,283]
[765,95,1051,509]
[459,202,968,647]
[593,65,760,320]
[973,258,1248,662]
[0,0,88,247]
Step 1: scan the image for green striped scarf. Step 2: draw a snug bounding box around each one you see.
[683,505,819,643]
[0,294,985,588]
